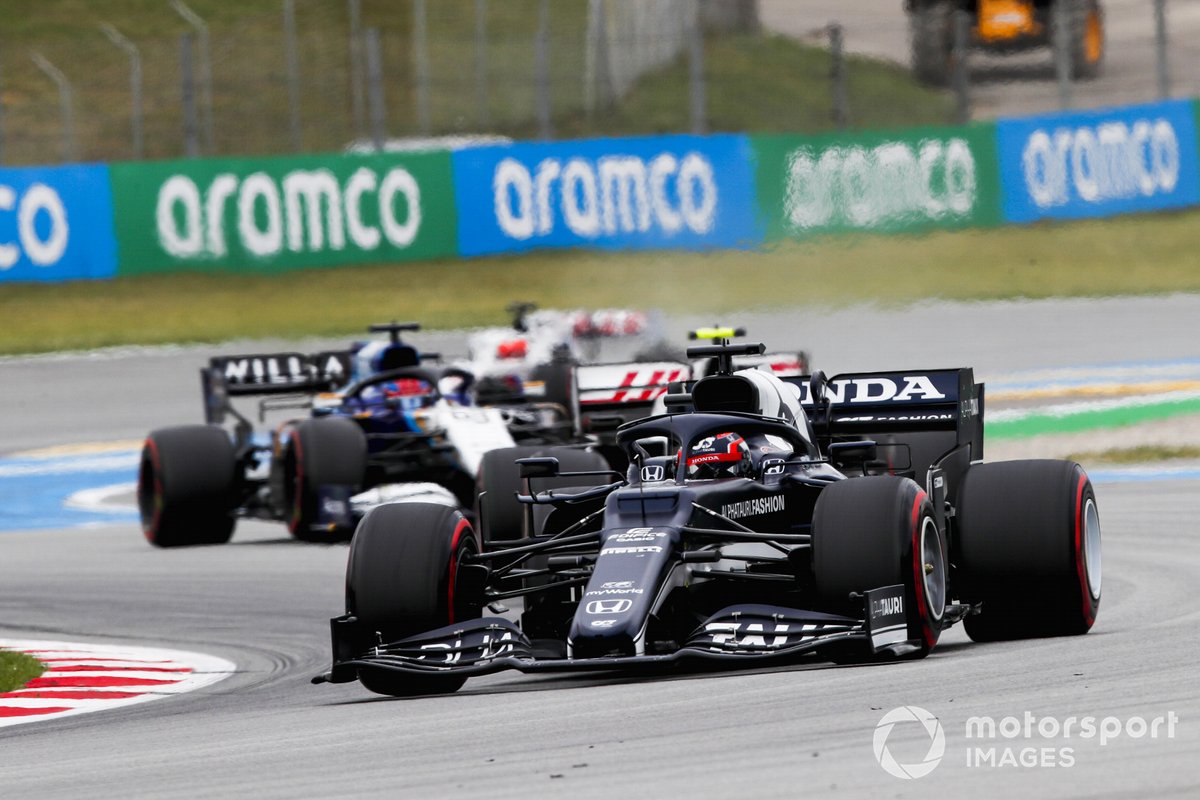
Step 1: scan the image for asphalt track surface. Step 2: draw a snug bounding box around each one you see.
[2,297,1200,797]
[761,0,1200,118]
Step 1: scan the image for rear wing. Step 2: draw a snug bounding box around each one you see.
[201,350,354,425]
[784,368,984,496]
[574,361,691,433]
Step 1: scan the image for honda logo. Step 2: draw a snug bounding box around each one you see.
[640,464,665,482]
[585,599,633,615]
[762,458,786,476]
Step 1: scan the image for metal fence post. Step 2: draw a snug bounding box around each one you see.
[31,52,77,163]
[414,0,431,136]
[687,4,707,135]
[365,27,386,151]
[951,10,971,124]
[100,23,144,160]
[172,1,214,154]
[1155,0,1169,99]
[1052,0,1072,108]
[181,33,200,158]
[348,0,366,140]
[535,0,552,140]
[828,23,848,130]
[475,0,490,129]
[284,0,302,152]
[0,59,5,164]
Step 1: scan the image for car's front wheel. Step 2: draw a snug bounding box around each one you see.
[346,502,481,697]
[283,417,366,541]
[812,475,946,657]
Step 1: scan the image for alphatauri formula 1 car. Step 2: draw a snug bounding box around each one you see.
[315,340,1102,696]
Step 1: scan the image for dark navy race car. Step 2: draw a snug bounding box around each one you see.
[314,340,1102,697]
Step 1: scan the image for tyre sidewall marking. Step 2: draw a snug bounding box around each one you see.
[909,489,938,649]
[446,515,471,624]
[141,438,163,543]
[1073,471,1097,628]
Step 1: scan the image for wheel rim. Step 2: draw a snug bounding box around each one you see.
[1085,11,1102,64]
[920,516,946,622]
[1083,498,1102,601]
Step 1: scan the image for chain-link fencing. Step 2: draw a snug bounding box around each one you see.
[0,0,1191,166]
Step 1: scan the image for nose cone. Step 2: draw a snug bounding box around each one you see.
[568,528,677,659]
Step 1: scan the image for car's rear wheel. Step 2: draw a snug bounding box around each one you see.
[812,475,946,656]
[284,417,366,542]
[346,502,481,697]
[956,460,1100,641]
[139,425,237,547]
[475,445,610,546]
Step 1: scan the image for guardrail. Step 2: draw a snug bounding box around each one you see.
[1,98,1196,283]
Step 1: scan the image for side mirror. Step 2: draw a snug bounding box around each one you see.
[828,440,877,463]
[633,436,669,459]
[517,457,560,480]
[585,414,624,433]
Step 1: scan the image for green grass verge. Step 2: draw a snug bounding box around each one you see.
[0,650,44,694]
[1064,445,1200,465]
[987,396,1200,440]
[4,208,1200,355]
[0,2,950,165]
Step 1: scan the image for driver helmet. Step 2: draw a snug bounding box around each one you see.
[360,377,434,412]
[686,431,751,480]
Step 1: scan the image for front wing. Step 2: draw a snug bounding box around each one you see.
[314,585,914,686]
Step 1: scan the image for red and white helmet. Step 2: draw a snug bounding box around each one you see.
[686,432,751,480]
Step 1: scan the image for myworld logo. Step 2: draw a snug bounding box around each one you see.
[492,152,718,241]
[1022,118,1180,208]
[155,167,423,259]
[785,138,977,230]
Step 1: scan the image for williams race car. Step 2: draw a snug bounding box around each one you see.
[138,322,587,547]
[314,340,1102,697]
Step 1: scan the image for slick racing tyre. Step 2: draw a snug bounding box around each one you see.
[346,502,481,697]
[139,425,236,547]
[529,359,575,422]
[284,417,366,542]
[475,445,610,546]
[956,460,1101,641]
[813,476,947,656]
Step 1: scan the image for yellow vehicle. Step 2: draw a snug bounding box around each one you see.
[906,0,1104,85]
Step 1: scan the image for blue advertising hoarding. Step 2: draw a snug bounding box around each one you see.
[452,134,761,256]
[0,164,118,282]
[997,99,1200,223]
